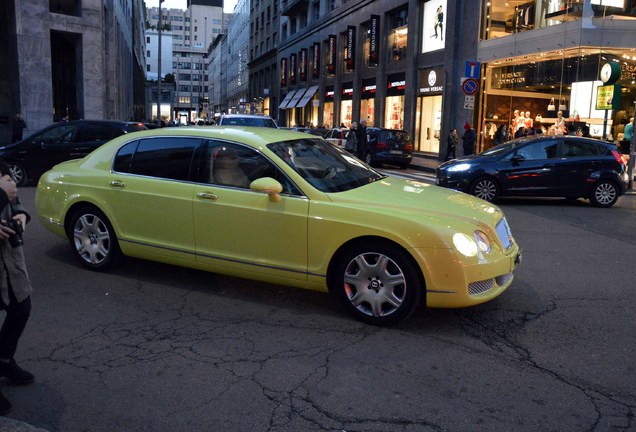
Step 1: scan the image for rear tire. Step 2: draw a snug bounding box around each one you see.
[8,162,28,186]
[67,206,122,271]
[330,240,422,326]
[470,176,499,202]
[589,180,619,208]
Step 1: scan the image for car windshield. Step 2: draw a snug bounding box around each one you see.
[480,138,528,157]
[268,138,385,193]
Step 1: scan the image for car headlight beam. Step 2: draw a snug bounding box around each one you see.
[447,163,472,172]
[453,233,478,257]
[453,231,492,257]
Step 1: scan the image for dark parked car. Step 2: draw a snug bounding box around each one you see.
[436,135,629,208]
[365,128,413,169]
[0,120,146,185]
[216,114,278,128]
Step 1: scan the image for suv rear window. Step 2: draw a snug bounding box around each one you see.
[379,130,410,143]
[219,117,278,128]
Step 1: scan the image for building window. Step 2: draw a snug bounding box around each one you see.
[147,50,151,57]
[147,65,151,72]
[179,73,191,80]
[179,85,191,92]
[146,36,150,43]
[388,8,408,61]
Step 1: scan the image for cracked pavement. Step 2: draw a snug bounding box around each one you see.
[3,189,635,432]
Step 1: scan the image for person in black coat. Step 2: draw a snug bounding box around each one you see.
[461,122,476,156]
[355,118,368,159]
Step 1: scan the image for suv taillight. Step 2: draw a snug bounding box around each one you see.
[405,144,413,152]
[376,141,389,150]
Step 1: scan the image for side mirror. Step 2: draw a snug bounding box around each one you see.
[250,177,283,202]
[510,154,525,163]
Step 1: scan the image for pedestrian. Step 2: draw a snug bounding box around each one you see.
[624,117,634,142]
[11,114,26,144]
[494,124,508,145]
[355,118,368,160]
[461,122,476,156]
[514,124,526,139]
[345,122,358,154]
[445,128,458,160]
[0,160,34,415]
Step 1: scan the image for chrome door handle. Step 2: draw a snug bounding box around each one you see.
[197,192,218,200]
[109,180,126,188]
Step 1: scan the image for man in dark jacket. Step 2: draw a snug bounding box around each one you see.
[461,122,476,156]
[355,118,368,160]
[0,160,34,415]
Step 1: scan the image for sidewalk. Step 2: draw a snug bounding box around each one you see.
[410,152,440,175]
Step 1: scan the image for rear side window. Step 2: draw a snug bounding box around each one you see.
[381,131,409,143]
[113,137,201,181]
[80,123,118,142]
[563,140,605,157]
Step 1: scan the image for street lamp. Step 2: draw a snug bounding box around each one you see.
[157,0,164,126]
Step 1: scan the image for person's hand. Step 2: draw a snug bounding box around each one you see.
[12,214,27,232]
[0,221,15,240]
[0,175,17,201]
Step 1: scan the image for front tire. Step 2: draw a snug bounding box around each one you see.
[68,207,122,271]
[589,180,619,208]
[331,241,423,326]
[470,176,499,202]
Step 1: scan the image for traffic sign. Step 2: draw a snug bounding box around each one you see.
[462,78,479,95]
[464,95,475,110]
[465,61,481,79]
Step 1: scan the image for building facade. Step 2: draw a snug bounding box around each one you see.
[248,0,281,120]
[474,0,636,154]
[146,3,223,124]
[1,0,146,142]
[225,0,250,113]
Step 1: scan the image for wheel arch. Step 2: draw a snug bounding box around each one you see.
[326,235,426,296]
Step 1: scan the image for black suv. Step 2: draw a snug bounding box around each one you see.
[0,120,146,185]
[436,136,629,208]
[365,128,413,169]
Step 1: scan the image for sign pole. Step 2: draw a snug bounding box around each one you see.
[602,109,608,141]
[629,104,635,191]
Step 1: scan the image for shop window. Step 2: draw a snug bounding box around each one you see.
[480,0,586,40]
[388,8,408,62]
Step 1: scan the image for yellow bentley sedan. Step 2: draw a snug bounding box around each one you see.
[35,127,521,325]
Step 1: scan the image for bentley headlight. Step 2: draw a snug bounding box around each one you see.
[447,163,472,172]
[453,233,478,257]
[453,231,492,257]
[474,230,491,253]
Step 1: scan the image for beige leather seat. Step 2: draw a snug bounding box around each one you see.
[212,147,250,188]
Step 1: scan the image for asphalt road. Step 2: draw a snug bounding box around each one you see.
[3,179,635,432]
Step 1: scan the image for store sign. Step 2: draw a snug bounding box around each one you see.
[369,15,379,66]
[312,43,320,79]
[325,86,335,101]
[418,67,444,95]
[387,73,406,96]
[289,54,297,85]
[280,57,287,87]
[596,84,621,110]
[346,26,356,71]
[327,35,337,75]
[300,49,307,82]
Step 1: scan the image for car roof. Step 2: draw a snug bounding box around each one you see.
[112,126,314,147]
[219,114,274,119]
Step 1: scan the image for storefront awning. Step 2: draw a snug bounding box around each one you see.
[278,90,298,110]
[295,86,319,108]
[287,88,307,109]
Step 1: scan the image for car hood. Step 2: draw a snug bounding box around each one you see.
[439,154,496,169]
[326,177,503,227]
